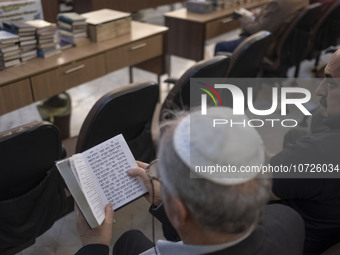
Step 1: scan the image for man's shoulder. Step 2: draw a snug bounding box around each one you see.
[296,129,339,150]
[258,204,304,254]
[270,129,339,165]
[295,129,339,146]
[209,204,304,255]
[261,204,304,227]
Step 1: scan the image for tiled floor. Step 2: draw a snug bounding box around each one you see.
[0,4,335,255]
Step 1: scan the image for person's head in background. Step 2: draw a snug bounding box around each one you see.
[316,48,340,118]
[156,107,272,243]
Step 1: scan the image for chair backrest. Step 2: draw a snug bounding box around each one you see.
[0,121,71,254]
[160,55,229,120]
[270,3,322,73]
[312,0,340,52]
[226,31,272,77]
[76,80,159,163]
[0,121,62,199]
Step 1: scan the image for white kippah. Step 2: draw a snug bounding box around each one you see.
[173,107,265,185]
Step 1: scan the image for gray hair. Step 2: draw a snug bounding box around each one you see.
[157,115,272,234]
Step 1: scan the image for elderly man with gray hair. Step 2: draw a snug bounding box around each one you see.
[75,107,304,255]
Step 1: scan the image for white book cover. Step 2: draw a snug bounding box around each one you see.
[0,31,19,44]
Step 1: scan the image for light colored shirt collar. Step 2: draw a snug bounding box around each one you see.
[140,229,252,255]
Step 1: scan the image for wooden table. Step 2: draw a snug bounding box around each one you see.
[164,0,269,62]
[73,0,185,14]
[0,21,168,115]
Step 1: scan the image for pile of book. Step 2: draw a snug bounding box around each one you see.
[26,19,61,58]
[3,21,37,62]
[0,30,20,70]
[81,9,131,43]
[57,12,88,48]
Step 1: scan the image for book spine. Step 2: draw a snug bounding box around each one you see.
[3,22,19,34]
[58,15,75,25]
[3,26,18,35]
[56,159,99,228]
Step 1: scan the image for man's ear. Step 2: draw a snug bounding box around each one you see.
[165,196,190,230]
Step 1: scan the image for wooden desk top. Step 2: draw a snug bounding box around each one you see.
[73,0,186,15]
[0,21,168,86]
[164,0,270,23]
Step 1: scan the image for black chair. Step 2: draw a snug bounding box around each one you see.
[308,0,340,72]
[217,30,272,78]
[160,55,229,120]
[215,31,273,101]
[0,121,73,255]
[160,29,272,120]
[262,3,322,78]
[76,80,158,163]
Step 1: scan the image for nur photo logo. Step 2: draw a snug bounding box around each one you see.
[194,78,316,128]
[198,82,223,114]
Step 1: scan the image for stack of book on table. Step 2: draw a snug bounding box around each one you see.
[0,30,20,70]
[3,21,37,62]
[57,12,89,48]
[26,19,61,58]
[81,9,131,43]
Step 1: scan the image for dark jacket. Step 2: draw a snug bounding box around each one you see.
[75,203,305,255]
[271,117,340,255]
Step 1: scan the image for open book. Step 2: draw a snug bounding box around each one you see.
[56,134,147,228]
